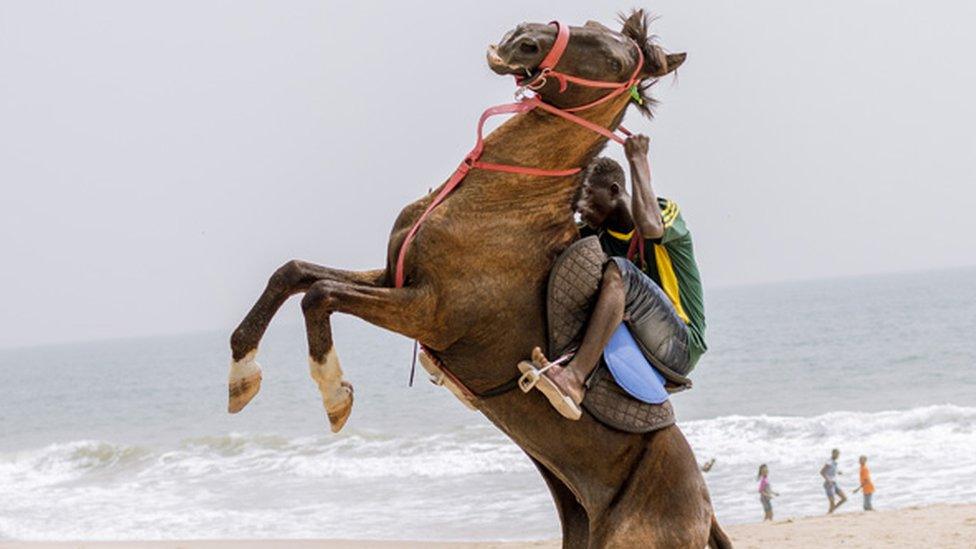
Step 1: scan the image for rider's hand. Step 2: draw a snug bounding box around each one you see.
[624,134,650,160]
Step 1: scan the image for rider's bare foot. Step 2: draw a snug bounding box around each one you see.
[532,347,585,405]
[518,348,582,420]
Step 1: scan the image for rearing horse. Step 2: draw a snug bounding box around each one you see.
[228,11,731,548]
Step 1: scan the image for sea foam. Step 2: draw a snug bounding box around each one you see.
[1,405,973,540]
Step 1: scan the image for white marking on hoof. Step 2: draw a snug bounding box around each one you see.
[228,350,262,413]
[309,349,354,433]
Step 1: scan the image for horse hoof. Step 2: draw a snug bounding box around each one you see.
[326,381,354,433]
[228,351,263,413]
[309,350,353,432]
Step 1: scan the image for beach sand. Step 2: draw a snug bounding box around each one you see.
[725,503,976,548]
[2,504,973,548]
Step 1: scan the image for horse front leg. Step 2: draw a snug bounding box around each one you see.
[228,260,386,413]
[300,280,443,432]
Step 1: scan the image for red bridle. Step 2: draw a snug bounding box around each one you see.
[395,21,645,292]
[518,21,646,112]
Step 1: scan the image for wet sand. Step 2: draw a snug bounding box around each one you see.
[2,503,973,548]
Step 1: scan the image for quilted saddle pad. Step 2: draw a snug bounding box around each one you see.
[546,236,675,433]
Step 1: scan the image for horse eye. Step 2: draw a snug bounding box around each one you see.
[519,41,539,54]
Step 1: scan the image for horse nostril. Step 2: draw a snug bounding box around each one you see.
[518,40,539,55]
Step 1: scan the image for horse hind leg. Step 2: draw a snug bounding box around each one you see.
[227,261,385,413]
[591,427,713,548]
[300,279,442,432]
[708,514,732,549]
[529,458,589,549]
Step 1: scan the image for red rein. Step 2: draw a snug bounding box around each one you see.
[394,21,645,289]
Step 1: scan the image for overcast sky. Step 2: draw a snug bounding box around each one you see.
[1,1,974,348]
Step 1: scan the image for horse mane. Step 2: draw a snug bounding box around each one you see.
[618,9,669,119]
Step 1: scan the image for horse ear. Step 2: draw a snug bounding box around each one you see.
[660,52,687,76]
[619,10,685,78]
[620,10,645,38]
[584,20,612,32]
[646,48,687,77]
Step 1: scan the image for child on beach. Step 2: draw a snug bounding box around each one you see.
[757,464,778,521]
[820,448,847,513]
[853,455,875,511]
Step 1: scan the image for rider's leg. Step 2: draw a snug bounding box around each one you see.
[531,254,691,413]
[541,261,625,404]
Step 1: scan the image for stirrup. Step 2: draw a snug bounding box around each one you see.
[518,363,545,393]
[516,358,582,421]
[516,351,574,393]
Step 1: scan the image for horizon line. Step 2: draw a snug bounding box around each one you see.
[1,262,973,353]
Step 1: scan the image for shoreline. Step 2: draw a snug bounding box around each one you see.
[2,503,973,548]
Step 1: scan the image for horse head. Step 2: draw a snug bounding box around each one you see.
[487,10,686,114]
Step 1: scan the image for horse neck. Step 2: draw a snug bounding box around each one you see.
[480,94,632,180]
[443,94,631,235]
[435,95,633,390]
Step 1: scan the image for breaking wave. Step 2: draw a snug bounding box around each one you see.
[683,403,976,464]
[0,426,531,488]
[1,405,973,540]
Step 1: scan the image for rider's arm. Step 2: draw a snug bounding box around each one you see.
[624,135,664,239]
[820,464,830,481]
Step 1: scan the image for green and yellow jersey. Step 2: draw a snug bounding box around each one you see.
[580,197,707,366]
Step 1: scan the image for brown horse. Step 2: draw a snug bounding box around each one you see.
[228,11,731,549]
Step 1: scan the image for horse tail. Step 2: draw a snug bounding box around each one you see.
[707,513,733,549]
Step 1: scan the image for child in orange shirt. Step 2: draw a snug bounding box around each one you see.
[854,455,875,511]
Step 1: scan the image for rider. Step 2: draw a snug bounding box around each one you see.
[528,134,706,419]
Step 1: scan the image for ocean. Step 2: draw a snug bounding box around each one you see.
[1,267,974,541]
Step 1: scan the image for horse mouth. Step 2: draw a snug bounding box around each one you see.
[486,45,535,80]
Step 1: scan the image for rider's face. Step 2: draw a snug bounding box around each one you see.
[576,180,616,228]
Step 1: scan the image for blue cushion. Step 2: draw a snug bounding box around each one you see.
[602,324,669,404]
